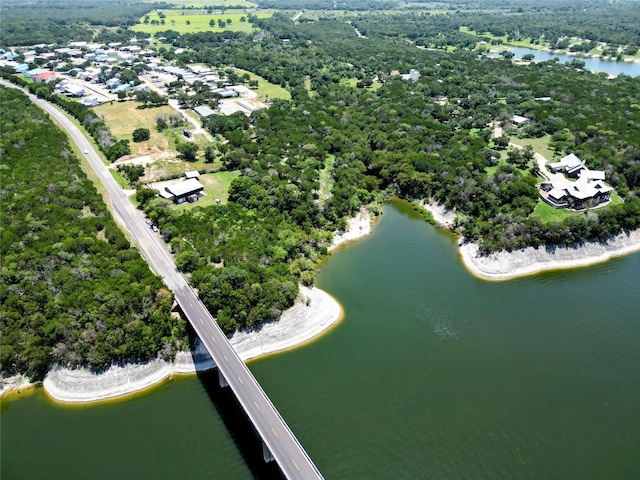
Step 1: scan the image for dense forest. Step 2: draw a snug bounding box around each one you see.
[2,0,640,373]
[129,10,640,329]
[0,87,186,379]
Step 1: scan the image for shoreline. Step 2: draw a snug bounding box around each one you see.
[2,211,372,403]
[40,285,342,403]
[459,230,640,280]
[419,202,640,280]
[329,208,374,251]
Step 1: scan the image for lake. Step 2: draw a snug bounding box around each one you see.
[491,46,640,77]
[2,200,640,479]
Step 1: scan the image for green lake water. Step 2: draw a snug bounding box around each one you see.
[2,200,640,479]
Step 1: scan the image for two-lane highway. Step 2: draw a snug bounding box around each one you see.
[4,81,324,480]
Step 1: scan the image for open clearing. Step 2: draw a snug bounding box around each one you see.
[93,102,178,156]
[229,67,291,100]
[141,0,254,6]
[132,11,271,35]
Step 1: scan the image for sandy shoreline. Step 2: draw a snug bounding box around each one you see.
[2,211,372,402]
[329,208,373,250]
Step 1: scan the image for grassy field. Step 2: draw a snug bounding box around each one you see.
[318,155,335,202]
[131,10,271,35]
[93,101,216,160]
[177,170,240,209]
[510,135,555,161]
[229,67,291,100]
[94,102,178,155]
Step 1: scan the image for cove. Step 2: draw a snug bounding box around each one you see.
[2,200,640,479]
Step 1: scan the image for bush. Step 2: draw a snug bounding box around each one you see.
[132,127,151,142]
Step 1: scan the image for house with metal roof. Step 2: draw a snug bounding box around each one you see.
[164,179,205,204]
[194,105,216,117]
[549,153,585,178]
[540,154,613,210]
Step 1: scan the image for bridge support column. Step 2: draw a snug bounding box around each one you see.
[217,369,228,388]
[262,439,275,463]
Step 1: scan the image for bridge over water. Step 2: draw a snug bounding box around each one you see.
[16,84,324,480]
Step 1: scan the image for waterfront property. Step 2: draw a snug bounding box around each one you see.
[540,154,613,210]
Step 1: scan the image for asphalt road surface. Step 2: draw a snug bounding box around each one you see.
[5,81,324,480]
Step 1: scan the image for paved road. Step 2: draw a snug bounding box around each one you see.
[5,81,324,480]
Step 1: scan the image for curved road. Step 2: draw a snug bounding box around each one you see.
[3,81,323,480]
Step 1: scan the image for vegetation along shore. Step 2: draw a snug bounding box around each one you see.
[2,0,639,403]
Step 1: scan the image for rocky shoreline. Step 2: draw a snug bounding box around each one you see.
[7,204,638,401]
[458,229,640,280]
[1,212,374,402]
[41,285,341,403]
[419,202,640,280]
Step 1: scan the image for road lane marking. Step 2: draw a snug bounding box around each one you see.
[253,401,261,410]
[224,355,228,362]
[271,427,278,437]
[211,336,216,343]
[238,376,243,384]
[292,460,300,471]
[199,318,204,324]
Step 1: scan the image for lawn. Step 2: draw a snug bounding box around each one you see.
[531,191,623,223]
[229,67,291,100]
[178,170,241,210]
[131,10,271,35]
[509,135,555,161]
[531,201,581,223]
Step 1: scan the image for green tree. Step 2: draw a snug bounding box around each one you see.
[132,127,150,142]
[176,142,199,161]
[204,145,216,163]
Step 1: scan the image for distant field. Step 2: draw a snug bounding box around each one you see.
[131,10,271,35]
[141,0,254,6]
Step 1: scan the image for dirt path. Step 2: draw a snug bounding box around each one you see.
[168,99,214,142]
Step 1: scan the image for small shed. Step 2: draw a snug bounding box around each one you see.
[185,170,200,179]
[511,115,530,126]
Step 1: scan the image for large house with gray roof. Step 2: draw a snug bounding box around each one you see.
[540,154,613,210]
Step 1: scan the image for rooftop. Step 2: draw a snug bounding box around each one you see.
[165,179,204,197]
